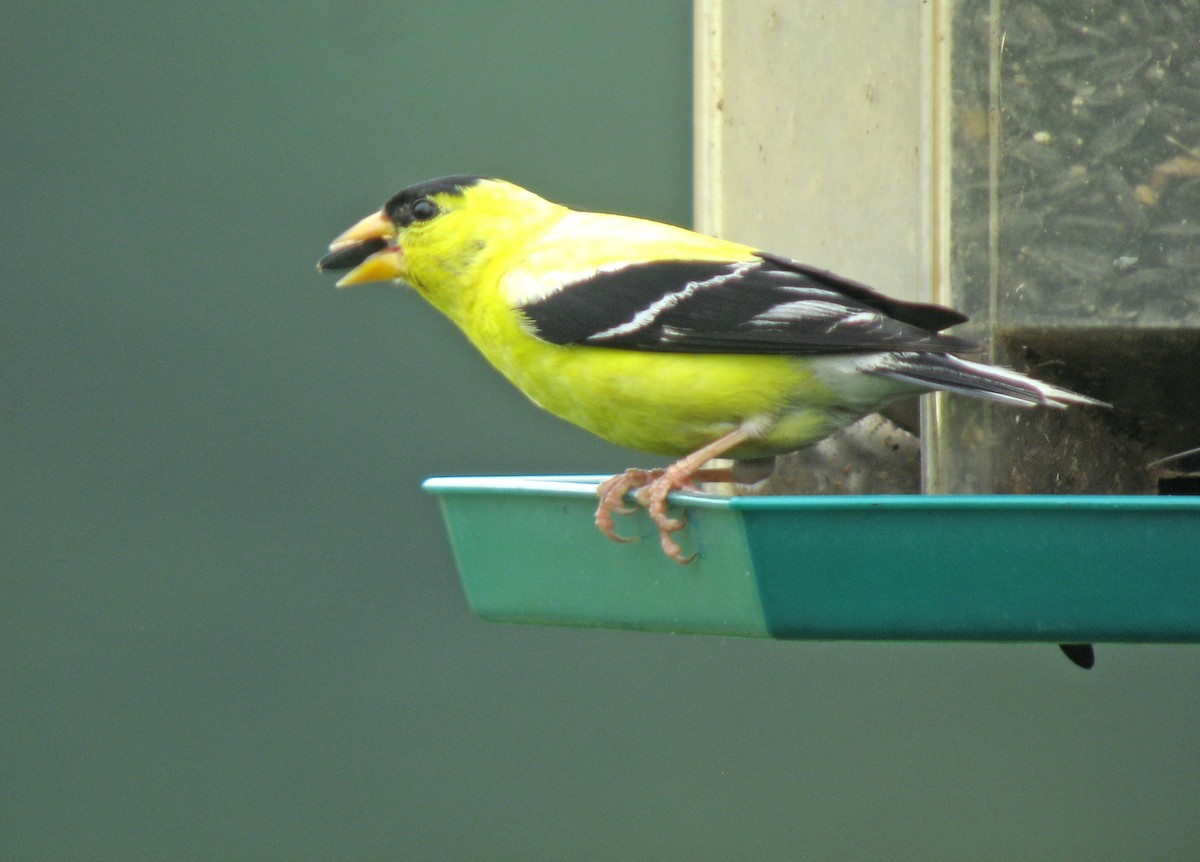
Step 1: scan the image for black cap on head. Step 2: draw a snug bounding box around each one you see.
[384,175,485,225]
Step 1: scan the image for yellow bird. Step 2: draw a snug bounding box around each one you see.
[318,176,1105,563]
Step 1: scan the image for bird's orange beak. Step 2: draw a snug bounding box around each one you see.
[316,209,405,288]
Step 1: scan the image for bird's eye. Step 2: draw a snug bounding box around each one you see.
[410,198,439,221]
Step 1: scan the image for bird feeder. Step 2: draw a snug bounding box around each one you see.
[696,0,1200,495]
[922,0,1200,495]
[426,0,1200,644]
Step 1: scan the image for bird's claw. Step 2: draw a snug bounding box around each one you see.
[635,484,687,532]
[595,468,695,563]
[638,479,695,563]
[595,470,653,542]
[595,506,637,543]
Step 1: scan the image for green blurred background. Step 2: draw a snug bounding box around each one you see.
[3,2,1198,859]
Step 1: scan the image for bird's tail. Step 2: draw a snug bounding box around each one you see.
[868,352,1109,409]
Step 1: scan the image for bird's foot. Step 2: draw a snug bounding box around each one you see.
[595,427,761,563]
[634,472,695,563]
[596,468,695,561]
[595,468,664,543]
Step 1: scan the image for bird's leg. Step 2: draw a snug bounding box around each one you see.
[635,426,757,563]
[595,468,664,542]
[682,466,739,487]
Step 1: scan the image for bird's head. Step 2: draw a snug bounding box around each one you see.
[317,176,565,300]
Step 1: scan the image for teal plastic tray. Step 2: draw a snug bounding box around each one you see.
[423,476,1200,643]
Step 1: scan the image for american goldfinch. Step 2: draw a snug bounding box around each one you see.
[317,176,1106,563]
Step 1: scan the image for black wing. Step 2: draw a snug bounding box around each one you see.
[519,254,976,356]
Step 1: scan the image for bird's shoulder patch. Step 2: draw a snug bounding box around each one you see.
[518,256,977,355]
